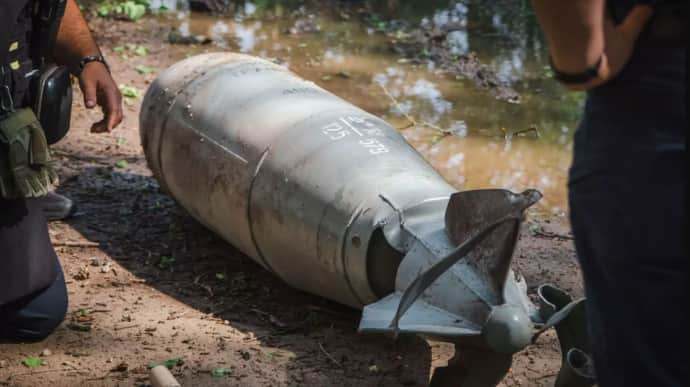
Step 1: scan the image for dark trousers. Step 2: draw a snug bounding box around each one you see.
[0,258,67,343]
[569,148,688,386]
[0,198,67,343]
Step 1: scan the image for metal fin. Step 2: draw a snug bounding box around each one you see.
[388,214,520,336]
[359,292,482,337]
[445,189,543,304]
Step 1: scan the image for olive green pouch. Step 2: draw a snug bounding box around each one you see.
[0,108,57,198]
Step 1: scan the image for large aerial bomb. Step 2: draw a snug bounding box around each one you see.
[140,53,593,386]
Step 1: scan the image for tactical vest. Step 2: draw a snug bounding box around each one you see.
[0,0,68,199]
[1,0,67,113]
[0,0,34,111]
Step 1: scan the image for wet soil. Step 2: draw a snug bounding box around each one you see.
[0,14,583,387]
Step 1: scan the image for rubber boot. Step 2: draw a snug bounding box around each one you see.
[40,191,77,221]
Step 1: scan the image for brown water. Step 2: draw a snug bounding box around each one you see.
[152,0,584,213]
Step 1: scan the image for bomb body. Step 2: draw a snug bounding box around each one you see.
[140,54,571,385]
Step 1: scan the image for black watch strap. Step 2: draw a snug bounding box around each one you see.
[550,55,602,84]
[78,55,110,75]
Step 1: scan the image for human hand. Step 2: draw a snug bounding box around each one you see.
[78,61,123,133]
[602,4,654,75]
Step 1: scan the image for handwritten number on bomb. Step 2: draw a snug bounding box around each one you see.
[322,119,389,154]
[322,122,350,140]
[359,138,388,154]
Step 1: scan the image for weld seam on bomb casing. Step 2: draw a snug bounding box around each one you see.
[247,147,277,273]
[338,202,369,306]
[247,108,377,306]
[148,59,232,194]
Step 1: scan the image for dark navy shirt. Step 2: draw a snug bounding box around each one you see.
[571,0,687,177]
[0,1,31,66]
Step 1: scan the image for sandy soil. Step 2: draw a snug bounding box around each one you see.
[0,17,583,387]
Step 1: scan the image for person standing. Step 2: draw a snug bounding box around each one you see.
[0,0,122,342]
[531,1,687,386]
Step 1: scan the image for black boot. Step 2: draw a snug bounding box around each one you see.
[40,191,76,221]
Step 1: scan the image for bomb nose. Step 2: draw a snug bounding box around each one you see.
[483,304,534,354]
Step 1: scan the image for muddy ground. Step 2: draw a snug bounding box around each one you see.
[0,14,583,387]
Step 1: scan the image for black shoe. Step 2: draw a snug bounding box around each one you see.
[40,192,77,221]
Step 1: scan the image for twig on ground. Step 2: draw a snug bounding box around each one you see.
[420,120,446,133]
[379,84,455,136]
[51,149,111,165]
[534,371,559,380]
[318,342,342,367]
[532,230,574,240]
[193,273,207,285]
[304,304,352,319]
[379,84,417,128]
[512,126,541,138]
[5,367,79,379]
[114,324,140,331]
[196,283,214,298]
[53,241,101,248]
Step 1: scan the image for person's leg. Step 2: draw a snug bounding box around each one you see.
[625,152,688,386]
[569,156,688,387]
[569,168,638,386]
[0,198,59,304]
[0,257,68,343]
[0,197,68,343]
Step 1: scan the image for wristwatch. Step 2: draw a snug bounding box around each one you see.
[549,55,602,85]
[78,55,110,75]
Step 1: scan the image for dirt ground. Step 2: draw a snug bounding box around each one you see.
[0,16,584,387]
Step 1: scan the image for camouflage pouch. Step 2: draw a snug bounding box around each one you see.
[0,108,57,198]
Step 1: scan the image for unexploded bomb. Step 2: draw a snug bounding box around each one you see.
[140,53,592,386]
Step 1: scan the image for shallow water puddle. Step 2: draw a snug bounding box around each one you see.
[153,0,582,212]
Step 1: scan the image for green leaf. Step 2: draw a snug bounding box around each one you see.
[211,367,233,378]
[215,273,226,280]
[135,65,155,74]
[96,4,111,17]
[147,357,183,369]
[23,357,43,368]
[122,1,146,21]
[157,256,175,270]
[133,46,149,56]
[113,46,125,53]
[118,84,140,98]
[114,160,129,169]
[528,223,542,235]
